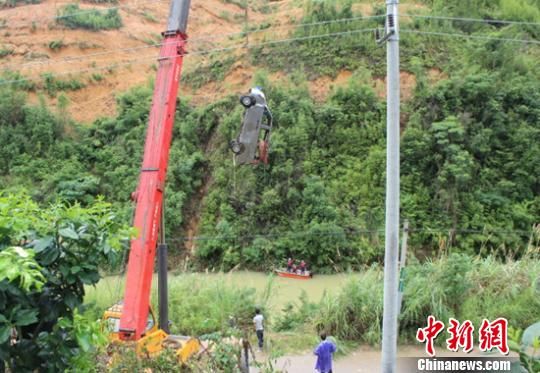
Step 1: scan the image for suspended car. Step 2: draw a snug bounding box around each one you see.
[230,87,273,165]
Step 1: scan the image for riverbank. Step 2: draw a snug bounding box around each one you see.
[85,256,540,360]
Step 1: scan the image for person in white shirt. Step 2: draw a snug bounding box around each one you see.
[253,308,264,350]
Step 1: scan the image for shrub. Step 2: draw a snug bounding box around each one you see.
[315,267,383,344]
[0,48,13,58]
[42,73,85,96]
[183,55,236,89]
[0,192,132,371]
[274,290,318,331]
[48,39,66,51]
[56,3,122,30]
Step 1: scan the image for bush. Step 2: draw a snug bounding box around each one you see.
[56,3,122,30]
[48,39,66,51]
[0,192,132,371]
[42,73,85,96]
[0,48,13,58]
[315,267,383,344]
[183,55,236,89]
[158,274,271,336]
[274,290,318,331]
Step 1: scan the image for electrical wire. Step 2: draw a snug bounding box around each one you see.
[166,226,535,243]
[400,29,540,45]
[4,12,540,72]
[0,27,378,87]
[1,15,384,72]
[401,13,540,27]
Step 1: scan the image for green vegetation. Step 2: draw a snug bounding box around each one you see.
[0,0,538,370]
[91,72,104,82]
[0,56,538,271]
[183,54,237,89]
[85,273,271,337]
[48,39,66,51]
[142,10,158,23]
[0,192,131,371]
[509,326,540,373]
[42,73,85,96]
[274,254,540,346]
[251,0,540,79]
[0,48,13,58]
[221,0,247,10]
[251,1,385,78]
[0,71,36,90]
[57,3,122,30]
[85,0,118,3]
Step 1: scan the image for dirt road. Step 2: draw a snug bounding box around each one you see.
[252,345,516,373]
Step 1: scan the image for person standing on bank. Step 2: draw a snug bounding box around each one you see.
[314,332,336,373]
[253,308,264,351]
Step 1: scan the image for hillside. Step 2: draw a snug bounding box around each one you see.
[1,0,539,271]
[0,0,432,122]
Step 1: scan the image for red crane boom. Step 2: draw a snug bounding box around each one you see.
[119,0,191,341]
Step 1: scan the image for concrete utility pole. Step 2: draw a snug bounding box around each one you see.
[381,0,400,372]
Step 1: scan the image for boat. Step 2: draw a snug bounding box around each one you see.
[274,269,313,280]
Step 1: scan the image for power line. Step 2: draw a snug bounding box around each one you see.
[165,226,535,242]
[0,27,378,87]
[4,12,539,72]
[2,21,538,87]
[2,15,384,72]
[402,13,540,27]
[400,29,540,45]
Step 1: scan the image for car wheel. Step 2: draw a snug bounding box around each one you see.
[240,95,255,108]
[230,140,244,154]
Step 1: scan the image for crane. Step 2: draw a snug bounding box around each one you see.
[102,0,200,361]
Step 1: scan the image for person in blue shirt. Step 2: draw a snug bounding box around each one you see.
[314,332,336,373]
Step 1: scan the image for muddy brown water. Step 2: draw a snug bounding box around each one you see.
[200,270,358,310]
[88,270,356,309]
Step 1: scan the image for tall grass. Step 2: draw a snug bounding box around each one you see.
[84,273,274,336]
[315,266,383,345]
[314,254,540,344]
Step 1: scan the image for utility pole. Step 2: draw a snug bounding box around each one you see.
[381,0,400,372]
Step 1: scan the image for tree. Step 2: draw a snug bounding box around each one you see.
[0,192,132,372]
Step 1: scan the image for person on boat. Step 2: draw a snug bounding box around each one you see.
[287,257,293,272]
[292,263,298,274]
[299,260,307,274]
[314,332,336,373]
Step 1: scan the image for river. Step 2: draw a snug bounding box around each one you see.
[87,270,359,312]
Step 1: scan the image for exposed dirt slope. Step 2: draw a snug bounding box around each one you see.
[1,0,428,123]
